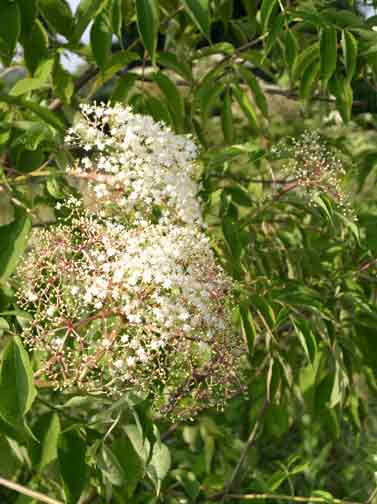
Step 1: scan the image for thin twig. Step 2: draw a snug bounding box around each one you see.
[225,493,362,504]
[0,476,63,504]
[240,181,299,228]
[215,400,269,501]
[208,173,297,184]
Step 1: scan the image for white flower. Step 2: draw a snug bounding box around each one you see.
[114,359,124,369]
[66,104,202,226]
[15,105,242,418]
[126,356,136,368]
[27,291,38,302]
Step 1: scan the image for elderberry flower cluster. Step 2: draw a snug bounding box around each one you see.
[65,103,202,226]
[271,131,353,217]
[15,105,244,417]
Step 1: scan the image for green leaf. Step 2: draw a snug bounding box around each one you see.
[328,73,353,122]
[299,60,320,101]
[31,413,60,470]
[91,11,113,72]
[154,71,185,132]
[0,207,31,283]
[222,217,242,261]
[0,94,65,131]
[17,0,37,36]
[239,304,256,358]
[292,8,326,28]
[0,436,23,478]
[136,0,159,65]
[58,429,87,504]
[91,50,139,89]
[74,0,108,42]
[149,440,171,481]
[157,52,193,82]
[22,20,49,75]
[293,319,317,364]
[182,0,211,40]
[46,177,65,199]
[196,42,234,58]
[0,336,36,428]
[260,0,278,33]
[10,59,54,96]
[0,0,21,65]
[233,84,259,132]
[284,30,299,75]
[195,66,224,121]
[238,66,268,117]
[10,78,46,97]
[292,43,320,82]
[264,12,284,59]
[112,436,144,497]
[221,90,234,144]
[111,0,123,42]
[99,444,125,486]
[124,424,150,465]
[174,470,200,501]
[341,30,358,82]
[144,92,172,125]
[53,58,74,104]
[0,317,10,332]
[224,185,253,206]
[13,123,56,150]
[111,72,137,103]
[38,0,74,40]
[320,25,337,87]
[312,490,334,503]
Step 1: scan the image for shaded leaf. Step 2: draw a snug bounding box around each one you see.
[260,0,278,33]
[182,0,210,40]
[136,0,159,65]
[38,0,74,39]
[154,71,185,131]
[0,336,36,436]
[221,89,234,144]
[238,66,268,117]
[0,207,31,283]
[22,20,49,75]
[0,0,21,65]
[74,0,108,42]
[91,11,113,72]
[58,429,87,504]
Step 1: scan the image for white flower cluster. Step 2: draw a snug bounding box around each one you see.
[65,103,202,225]
[16,105,244,417]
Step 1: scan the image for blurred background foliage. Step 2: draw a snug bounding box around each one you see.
[1,0,377,502]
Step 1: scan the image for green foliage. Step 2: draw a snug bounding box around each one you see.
[0,0,377,503]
